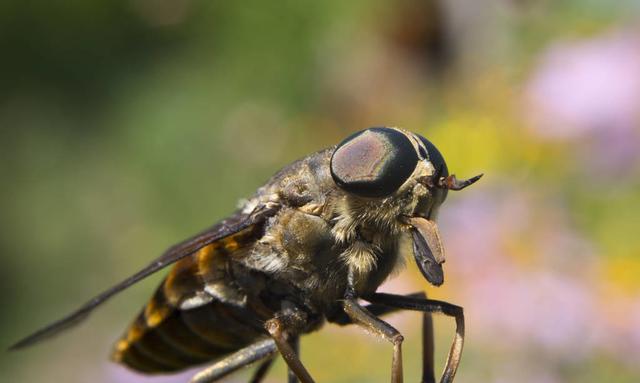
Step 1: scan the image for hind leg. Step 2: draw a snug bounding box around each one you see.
[189,339,277,383]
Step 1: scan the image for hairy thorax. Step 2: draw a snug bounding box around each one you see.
[233,146,434,315]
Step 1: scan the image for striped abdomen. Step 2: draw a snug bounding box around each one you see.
[112,236,274,373]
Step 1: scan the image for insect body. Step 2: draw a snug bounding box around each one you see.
[11,127,482,383]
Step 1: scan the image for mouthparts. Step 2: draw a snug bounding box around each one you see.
[409,217,445,286]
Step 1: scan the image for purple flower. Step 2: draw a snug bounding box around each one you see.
[524,30,640,174]
[439,185,640,368]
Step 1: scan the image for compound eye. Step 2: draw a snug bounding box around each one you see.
[417,135,448,179]
[330,127,418,198]
[417,135,449,209]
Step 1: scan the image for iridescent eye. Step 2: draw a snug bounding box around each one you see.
[330,127,418,198]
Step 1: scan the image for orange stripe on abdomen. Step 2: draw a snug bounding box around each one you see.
[113,308,232,373]
[113,234,269,373]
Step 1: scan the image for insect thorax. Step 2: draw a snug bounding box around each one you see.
[232,144,438,315]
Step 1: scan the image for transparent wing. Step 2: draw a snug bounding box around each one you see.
[9,204,278,350]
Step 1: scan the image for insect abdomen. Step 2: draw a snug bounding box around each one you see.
[112,243,270,373]
[112,288,269,373]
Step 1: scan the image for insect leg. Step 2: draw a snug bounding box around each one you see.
[331,292,436,383]
[342,298,405,383]
[265,309,315,383]
[189,339,277,383]
[421,299,436,383]
[288,335,300,383]
[364,293,464,383]
[330,292,425,322]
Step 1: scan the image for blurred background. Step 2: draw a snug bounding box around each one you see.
[2,0,640,382]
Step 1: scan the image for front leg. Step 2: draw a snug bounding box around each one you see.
[342,266,404,383]
[342,298,405,383]
[330,291,436,383]
[364,292,465,383]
